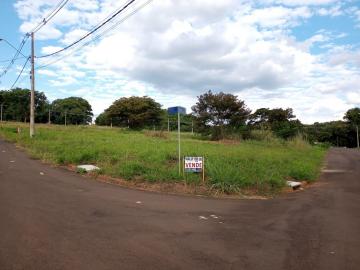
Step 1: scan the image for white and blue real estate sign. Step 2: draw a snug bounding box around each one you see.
[184,157,203,173]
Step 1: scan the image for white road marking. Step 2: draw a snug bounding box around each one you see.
[199,216,208,220]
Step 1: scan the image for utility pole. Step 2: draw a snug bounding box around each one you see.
[64,111,67,126]
[48,109,51,124]
[167,117,170,132]
[357,125,359,149]
[30,32,35,137]
[0,104,3,123]
[191,120,194,135]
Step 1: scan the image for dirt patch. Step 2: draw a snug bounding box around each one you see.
[217,139,241,145]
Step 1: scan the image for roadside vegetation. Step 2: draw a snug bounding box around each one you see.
[0,123,326,194]
[3,88,358,195]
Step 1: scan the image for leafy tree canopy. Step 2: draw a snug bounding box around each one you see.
[51,97,93,125]
[0,88,49,123]
[304,121,356,147]
[249,108,300,139]
[249,108,295,126]
[192,90,250,139]
[344,107,360,126]
[98,96,162,129]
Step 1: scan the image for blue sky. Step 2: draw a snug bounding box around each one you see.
[0,0,359,123]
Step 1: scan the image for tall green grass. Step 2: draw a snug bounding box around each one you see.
[0,123,327,193]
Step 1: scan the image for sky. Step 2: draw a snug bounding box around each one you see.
[0,0,359,124]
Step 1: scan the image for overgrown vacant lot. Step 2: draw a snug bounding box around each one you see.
[0,123,327,193]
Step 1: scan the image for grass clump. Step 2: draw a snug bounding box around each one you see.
[0,123,327,194]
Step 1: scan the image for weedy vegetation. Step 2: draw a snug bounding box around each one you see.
[0,123,327,194]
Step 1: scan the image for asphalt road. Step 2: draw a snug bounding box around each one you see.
[0,139,359,270]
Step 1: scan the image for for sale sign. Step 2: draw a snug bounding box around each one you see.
[184,157,203,173]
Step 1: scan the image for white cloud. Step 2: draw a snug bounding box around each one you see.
[317,4,343,16]
[14,0,360,123]
[270,0,339,6]
[61,29,89,45]
[37,69,57,77]
[240,6,312,28]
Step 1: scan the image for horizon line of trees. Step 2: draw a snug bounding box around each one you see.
[0,88,93,125]
[1,88,359,147]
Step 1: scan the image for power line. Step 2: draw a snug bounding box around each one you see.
[36,0,154,70]
[36,0,136,59]
[0,56,26,63]
[0,0,69,82]
[0,35,29,79]
[30,0,70,34]
[0,38,27,58]
[10,57,30,89]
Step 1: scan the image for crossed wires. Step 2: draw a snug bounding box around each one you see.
[36,0,154,70]
[36,0,137,59]
[1,0,70,88]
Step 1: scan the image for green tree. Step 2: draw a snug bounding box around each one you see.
[304,121,356,147]
[344,108,360,125]
[51,97,93,125]
[160,111,194,132]
[0,88,49,123]
[249,108,301,139]
[95,112,111,126]
[192,90,250,139]
[99,96,162,129]
[344,107,360,147]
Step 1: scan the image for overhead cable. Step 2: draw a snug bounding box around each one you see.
[36,0,136,59]
[36,0,154,69]
[0,38,27,58]
[10,57,30,89]
[0,35,29,79]
[30,0,70,34]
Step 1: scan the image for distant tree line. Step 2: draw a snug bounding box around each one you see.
[304,108,360,148]
[0,88,93,125]
[1,88,359,147]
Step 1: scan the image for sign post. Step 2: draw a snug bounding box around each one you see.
[184,157,205,183]
[167,106,186,176]
[178,112,181,175]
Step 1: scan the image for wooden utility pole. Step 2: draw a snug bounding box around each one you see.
[48,109,51,124]
[65,111,67,126]
[357,125,359,149]
[30,32,35,137]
